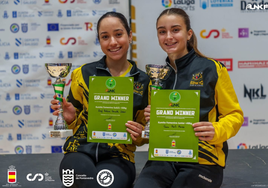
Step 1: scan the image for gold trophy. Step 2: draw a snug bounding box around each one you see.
[142,64,170,139]
[45,63,73,138]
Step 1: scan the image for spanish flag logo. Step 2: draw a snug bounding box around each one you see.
[8,169,16,183]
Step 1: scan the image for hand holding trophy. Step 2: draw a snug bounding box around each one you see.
[142,64,170,139]
[45,63,73,138]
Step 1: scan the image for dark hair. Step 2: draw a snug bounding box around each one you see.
[97,12,131,39]
[157,8,208,58]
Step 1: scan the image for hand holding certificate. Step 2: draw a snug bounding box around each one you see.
[149,90,200,163]
[87,76,133,144]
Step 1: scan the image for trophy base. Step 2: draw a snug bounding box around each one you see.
[49,130,73,138]
[141,130,149,139]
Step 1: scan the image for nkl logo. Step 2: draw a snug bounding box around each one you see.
[200,29,220,38]
[169,91,181,107]
[244,84,266,102]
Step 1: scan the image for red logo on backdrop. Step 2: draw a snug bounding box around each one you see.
[85,22,93,31]
[45,0,49,3]
[60,37,76,45]
[49,118,53,126]
[8,166,17,183]
[238,60,268,68]
[200,29,220,39]
[59,0,75,3]
[47,78,52,86]
[46,36,51,45]
[216,59,233,71]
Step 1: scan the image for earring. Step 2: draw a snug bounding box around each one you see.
[129,40,132,44]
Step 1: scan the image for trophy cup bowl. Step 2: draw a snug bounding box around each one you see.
[142,64,170,139]
[45,63,73,138]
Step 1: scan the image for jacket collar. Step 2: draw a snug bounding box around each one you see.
[96,55,140,76]
[166,48,196,71]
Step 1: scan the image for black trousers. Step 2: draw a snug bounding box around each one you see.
[60,152,135,188]
[134,160,223,188]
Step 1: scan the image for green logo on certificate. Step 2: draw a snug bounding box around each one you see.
[169,91,181,103]
[106,78,116,89]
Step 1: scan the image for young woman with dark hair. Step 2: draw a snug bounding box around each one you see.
[134,8,243,188]
[51,12,150,188]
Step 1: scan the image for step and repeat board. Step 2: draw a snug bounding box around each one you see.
[131,0,268,151]
[0,0,129,154]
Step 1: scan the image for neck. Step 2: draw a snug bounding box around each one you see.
[168,49,189,70]
[106,57,129,77]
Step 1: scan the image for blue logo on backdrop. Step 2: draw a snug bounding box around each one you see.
[17,134,22,140]
[14,52,19,59]
[15,93,20,100]
[12,11,17,18]
[16,79,23,87]
[14,0,20,5]
[50,105,55,113]
[57,10,63,17]
[38,11,42,17]
[59,51,64,59]
[200,0,209,9]
[5,93,11,101]
[68,51,72,58]
[5,52,10,60]
[51,146,62,153]
[13,105,22,115]
[67,10,71,17]
[21,23,28,33]
[26,145,32,154]
[10,23,19,33]
[94,35,100,45]
[22,64,29,74]
[24,105,30,115]
[15,145,24,154]
[3,11,8,18]
[15,38,22,46]
[11,64,21,74]
[18,120,24,128]
[47,23,59,31]
[93,0,101,4]
[8,133,13,141]
[39,53,44,58]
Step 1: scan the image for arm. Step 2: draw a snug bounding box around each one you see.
[200,64,244,144]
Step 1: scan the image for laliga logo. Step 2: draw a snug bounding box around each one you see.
[60,37,76,45]
[200,29,220,39]
[62,169,74,187]
[59,0,75,3]
[237,143,247,149]
[26,173,44,181]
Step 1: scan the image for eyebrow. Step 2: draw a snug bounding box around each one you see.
[100,29,124,35]
[157,25,182,30]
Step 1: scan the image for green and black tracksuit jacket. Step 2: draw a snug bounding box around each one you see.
[63,56,150,163]
[162,48,243,167]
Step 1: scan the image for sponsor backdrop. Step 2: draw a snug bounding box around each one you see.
[0,0,129,158]
[131,0,268,151]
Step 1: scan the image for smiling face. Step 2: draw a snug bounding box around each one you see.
[157,14,192,60]
[98,17,132,63]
